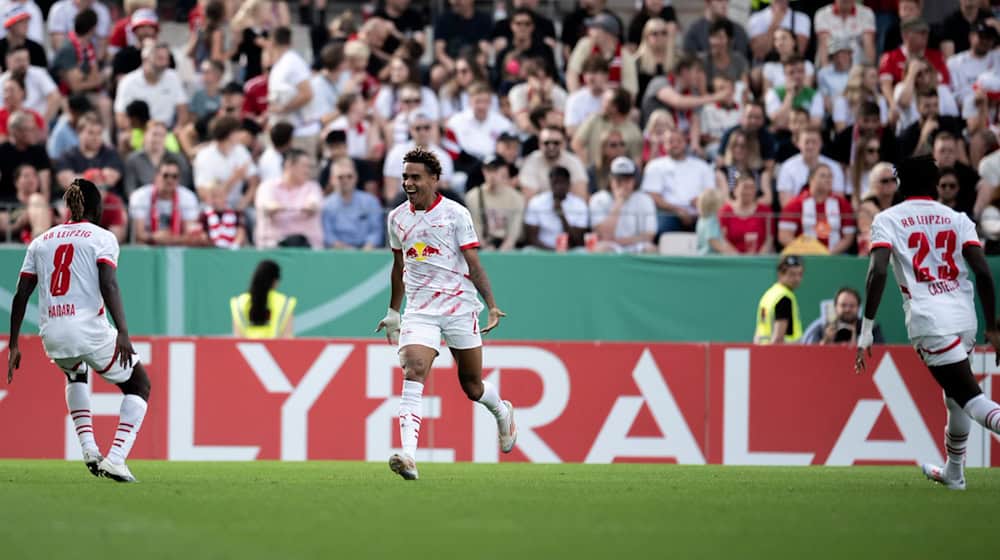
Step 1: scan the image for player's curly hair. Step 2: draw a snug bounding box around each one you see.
[64,178,101,222]
[403,146,442,179]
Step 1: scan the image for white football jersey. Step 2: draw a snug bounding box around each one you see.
[18,221,119,358]
[388,195,484,317]
[870,198,981,339]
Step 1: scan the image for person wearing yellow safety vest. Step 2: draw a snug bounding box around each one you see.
[231,260,296,338]
[754,254,804,344]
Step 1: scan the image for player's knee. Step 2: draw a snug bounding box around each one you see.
[120,365,151,401]
[401,360,430,382]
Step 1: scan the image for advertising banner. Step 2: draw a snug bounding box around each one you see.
[2,337,997,465]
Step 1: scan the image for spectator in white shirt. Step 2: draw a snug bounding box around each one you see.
[590,156,657,254]
[329,92,384,162]
[747,0,811,63]
[507,57,567,136]
[258,122,293,185]
[519,125,589,200]
[129,156,201,246]
[267,26,315,154]
[947,22,1000,109]
[306,44,347,137]
[373,55,440,126]
[776,126,847,205]
[640,128,715,233]
[893,58,959,134]
[524,165,589,250]
[564,54,608,138]
[193,116,259,211]
[813,0,876,67]
[114,42,188,132]
[444,81,515,161]
[761,28,816,91]
[0,45,58,122]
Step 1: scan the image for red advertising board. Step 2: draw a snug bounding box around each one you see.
[1,337,997,465]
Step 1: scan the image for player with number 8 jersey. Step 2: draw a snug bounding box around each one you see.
[7,178,151,483]
[856,156,1000,492]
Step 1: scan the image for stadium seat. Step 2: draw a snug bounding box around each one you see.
[658,232,698,256]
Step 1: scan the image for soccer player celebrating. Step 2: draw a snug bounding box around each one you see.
[7,178,151,483]
[856,155,1000,491]
[376,147,516,480]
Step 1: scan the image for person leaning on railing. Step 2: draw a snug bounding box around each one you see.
[231,259,296,339]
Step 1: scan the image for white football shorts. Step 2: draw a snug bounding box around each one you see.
[912,330,977,367]
[399,311,482,352]
[51,328,134,384]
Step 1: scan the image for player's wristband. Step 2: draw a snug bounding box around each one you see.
[386,308,400,322]
[858,318,875,348]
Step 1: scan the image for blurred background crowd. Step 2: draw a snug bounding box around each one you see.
[3,0,1000,256]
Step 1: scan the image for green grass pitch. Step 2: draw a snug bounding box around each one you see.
[0,461,996,559]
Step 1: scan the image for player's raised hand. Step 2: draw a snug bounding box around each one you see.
[986,329,1000,366]
[116,331,135,369]
[7,345,21,384]
[376,308,401,345]
[482,307,506,334]
[854,346,871,375]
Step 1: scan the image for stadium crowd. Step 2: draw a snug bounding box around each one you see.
[3,0,1000,255]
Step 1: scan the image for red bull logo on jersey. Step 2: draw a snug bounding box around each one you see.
[406,242,441,261]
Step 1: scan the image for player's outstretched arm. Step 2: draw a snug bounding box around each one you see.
[856,247,890,374]
[964,244,1000,363]
[7,274,37,383]
[98,263,135,369]
[462,248,505,333]
[376,250,404,344]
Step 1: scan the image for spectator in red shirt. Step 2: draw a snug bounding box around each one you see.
[720,174,773,254]
[242,48,270,125]
[0,74,45,143]
[778,163,856,254]
[878,17,950,107]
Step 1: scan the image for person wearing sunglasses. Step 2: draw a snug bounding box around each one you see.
[128,155,201,246]
[856,162,897,256]
[519,125,587,200]
[936,168,962,211]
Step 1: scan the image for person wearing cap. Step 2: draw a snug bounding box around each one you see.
[566,11,636,97]
[383,110,454,201]
[0,45,60,123]
[816,36,854,111]
[524,165,589,251]
[589,156,656,254]
[747,0,811,63]
[948,21,1000,109]
[937,0,994,59]
[107,1,155,55]
[47,0,112,58]
[0,4,45,70]
[813,0,876,67]
[878,16,951,106]
[520,125,588,200]
[464,155,524,251]
[560,0,623,56]
[110,7,164,80]
[0,0,43,46]
[753,255,805,344]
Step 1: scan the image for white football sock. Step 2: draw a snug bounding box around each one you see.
[963,394,1000,434]
[478,380,510,429]
[106,395,147,465]
[943,397,970,479]
[398,380,423,459]
[66,382,99,455]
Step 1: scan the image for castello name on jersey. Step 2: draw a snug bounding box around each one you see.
[42,228,92,241]
[899,215,952,228]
